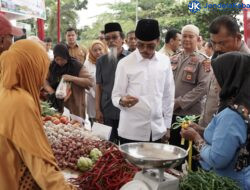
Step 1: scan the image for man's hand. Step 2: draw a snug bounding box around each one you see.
[161,129,170,143]
[96,110,104,124]
[120,95,139,108]
[63,74,74,82]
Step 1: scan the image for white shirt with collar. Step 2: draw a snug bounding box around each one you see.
[112,49,175,141]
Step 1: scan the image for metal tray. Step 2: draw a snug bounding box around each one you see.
[119,143,187,169]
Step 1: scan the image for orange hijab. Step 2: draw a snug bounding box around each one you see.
[88,40,108,64]
[0,40,57,166]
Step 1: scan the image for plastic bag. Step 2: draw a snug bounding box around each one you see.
[55,78,71,99]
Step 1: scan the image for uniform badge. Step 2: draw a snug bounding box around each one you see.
[186,73,192,80]
[190,56,198,63]
[184,66,194,72]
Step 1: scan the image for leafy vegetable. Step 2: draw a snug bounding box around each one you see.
[41,101,57,116]
[172,115,200,130]
[77,157,93,171]
[89,148,103,162]
[180,169,241,190]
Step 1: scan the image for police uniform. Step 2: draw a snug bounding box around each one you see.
[169,50,211,163]
[172,50,211,116]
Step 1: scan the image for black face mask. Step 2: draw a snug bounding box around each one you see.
[211,51,225,60]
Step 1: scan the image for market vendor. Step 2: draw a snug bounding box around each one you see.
[181,52,250,190]
[44,43,93,118]
[0,40,75,189]
[0,14,23,55]
[112,19,175,144]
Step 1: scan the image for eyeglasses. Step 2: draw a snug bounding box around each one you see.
[137,42,156,50]
[105,35,120,41]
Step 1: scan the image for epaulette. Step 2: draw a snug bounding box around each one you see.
[195,51,209,59]
[172,51,182,57]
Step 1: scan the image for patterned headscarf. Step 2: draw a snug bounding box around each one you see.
[88,40,108,64]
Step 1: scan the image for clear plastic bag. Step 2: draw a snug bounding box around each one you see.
[55,78,70,99]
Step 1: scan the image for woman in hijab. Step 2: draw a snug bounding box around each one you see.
[84,40,108,125]
[44,43,93,118]
[181,52,250,189]
[0,40,75,189]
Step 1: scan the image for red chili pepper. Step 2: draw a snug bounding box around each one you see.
[71,146,139,190]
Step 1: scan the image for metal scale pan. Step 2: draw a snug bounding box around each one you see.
[119,143,188,190]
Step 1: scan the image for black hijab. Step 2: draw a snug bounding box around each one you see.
[48,43,82,90]
[212,51,250,111]
[212,51,250,171]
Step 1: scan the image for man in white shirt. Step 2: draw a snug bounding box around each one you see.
[112,19,175,144]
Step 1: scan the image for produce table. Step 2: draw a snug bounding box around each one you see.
[41,103,240,190]
[42,107,138,190]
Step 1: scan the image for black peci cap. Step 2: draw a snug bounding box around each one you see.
[135,19,160,41]
[104,22,123,34]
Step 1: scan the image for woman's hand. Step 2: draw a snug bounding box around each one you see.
[189,122,204,136]
[63,74,74,82]
[180,127,200,141]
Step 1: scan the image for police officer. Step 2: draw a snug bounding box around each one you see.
[169,25,210,167]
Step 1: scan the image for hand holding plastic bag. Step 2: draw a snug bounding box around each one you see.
[55,78,71,100]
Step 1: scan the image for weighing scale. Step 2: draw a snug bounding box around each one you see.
[119,143,187,190]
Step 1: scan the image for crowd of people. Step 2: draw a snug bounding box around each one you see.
[0,13,250,189]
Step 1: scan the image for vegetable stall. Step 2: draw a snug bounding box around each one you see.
[41,103,241,190]
[41,102,139,189]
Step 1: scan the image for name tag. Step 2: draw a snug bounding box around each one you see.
[184,66,194,72]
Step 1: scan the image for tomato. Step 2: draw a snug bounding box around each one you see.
[53,119,61,125]
[60,116,69,124]
[44,116,52,121]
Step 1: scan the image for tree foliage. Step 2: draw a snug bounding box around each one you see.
[80,0,242,47]
[45,0,87,42]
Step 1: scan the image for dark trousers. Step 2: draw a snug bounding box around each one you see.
[89,118,95,127]
[119,133,162,145]
[103,118,119,144]
[169,115,200,171]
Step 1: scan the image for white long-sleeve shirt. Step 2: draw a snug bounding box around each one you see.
[112,49,175,141]
[84,59,96,118]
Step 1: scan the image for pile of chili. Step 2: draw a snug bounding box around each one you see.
[71,146,139,190]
